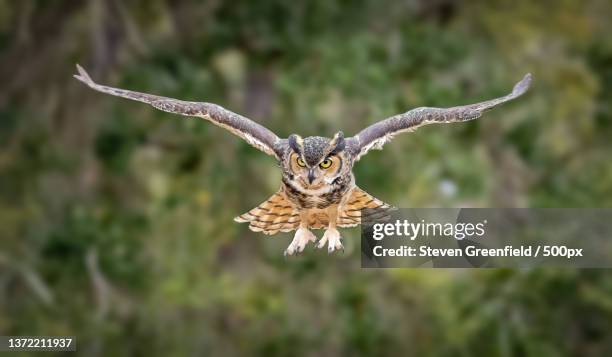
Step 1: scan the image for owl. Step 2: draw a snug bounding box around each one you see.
[74,65,531,255]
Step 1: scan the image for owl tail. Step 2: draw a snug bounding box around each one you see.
[234,190,301,235]
[234,187,393,235]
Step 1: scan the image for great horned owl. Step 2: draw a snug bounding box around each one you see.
[74,65,531,255]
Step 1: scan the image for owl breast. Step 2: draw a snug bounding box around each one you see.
[281,173,354,209]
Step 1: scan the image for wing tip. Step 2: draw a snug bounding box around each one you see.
[74,63,94,85]
[234,216,247,223]
[512,72,532,97]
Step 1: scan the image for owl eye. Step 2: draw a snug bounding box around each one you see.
[296,157,306,167]
[319,158,333,169]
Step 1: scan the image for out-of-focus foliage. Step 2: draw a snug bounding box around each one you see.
[1,0,612,356]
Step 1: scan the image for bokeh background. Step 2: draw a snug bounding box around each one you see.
[1,0,612,356]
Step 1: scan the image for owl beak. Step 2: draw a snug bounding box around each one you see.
[307,169,316,184]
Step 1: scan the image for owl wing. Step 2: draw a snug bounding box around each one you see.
[346,73,532,161]
[337,187,394,228]
[74,64,284,159]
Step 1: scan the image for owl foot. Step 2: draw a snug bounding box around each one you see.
[284,228,317,256]
[316,228,343,254]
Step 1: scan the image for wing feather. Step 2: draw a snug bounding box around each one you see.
[74,64,284,159]
[235,190,300,235]
[337,187,394,228]
[347,73,532,160]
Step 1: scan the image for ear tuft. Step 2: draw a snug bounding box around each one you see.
[329,131,345,154]
[288,134,304,154]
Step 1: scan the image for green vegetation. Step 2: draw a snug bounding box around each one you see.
[1,0,611,355]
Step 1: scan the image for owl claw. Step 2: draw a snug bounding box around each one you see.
[316,237,327,249]
[284,228,316,256]
[320,228,343,254]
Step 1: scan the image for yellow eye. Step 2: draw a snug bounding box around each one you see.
[319,159,333,169]
[296,157,306,167]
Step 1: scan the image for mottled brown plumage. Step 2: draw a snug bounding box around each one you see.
[74,64,532,255]
[234,187,391,235]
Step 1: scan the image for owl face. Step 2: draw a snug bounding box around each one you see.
[282,132,351,189]
[288,151,343,187]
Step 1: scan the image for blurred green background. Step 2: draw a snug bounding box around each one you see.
[1,0,612,356]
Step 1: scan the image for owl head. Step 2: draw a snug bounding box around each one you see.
[282,131,351,188]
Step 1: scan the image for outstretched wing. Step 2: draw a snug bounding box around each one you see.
[347,73,532,160]
[74,64,285,159]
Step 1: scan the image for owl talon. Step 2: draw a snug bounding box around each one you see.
[321,228,343,254]
[285,227,316,256]
[316,236,328,249]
